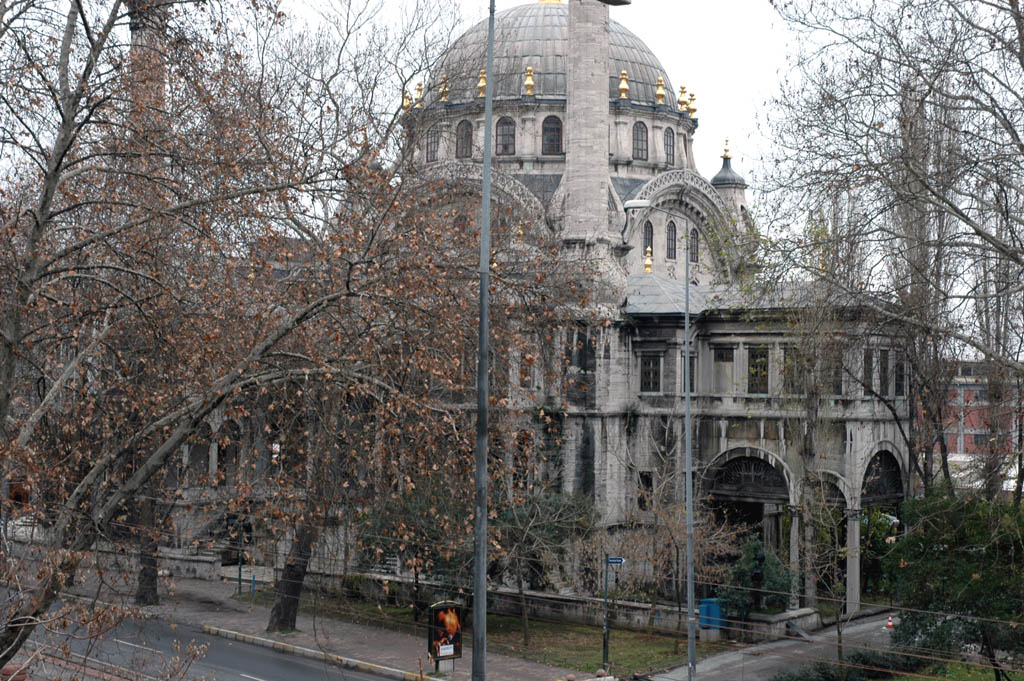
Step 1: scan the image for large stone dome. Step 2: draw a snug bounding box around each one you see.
[432,1,674,106]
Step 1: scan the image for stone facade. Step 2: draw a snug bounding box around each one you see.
[399,0,913,614]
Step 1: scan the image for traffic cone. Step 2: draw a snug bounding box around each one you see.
[885,615,895,629]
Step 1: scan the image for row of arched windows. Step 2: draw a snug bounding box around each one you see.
[642,220,698,263]
[429,117,677,164]
[427,116,565,162]
[631,122,675,164]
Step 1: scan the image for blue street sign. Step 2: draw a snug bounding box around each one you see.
[607,556,625,565]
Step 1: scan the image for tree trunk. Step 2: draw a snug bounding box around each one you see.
[518,570,530,647]
[1013,411,1022,509]
[267,523,317,633]
[135,493,160,606]
[674,546,682,655]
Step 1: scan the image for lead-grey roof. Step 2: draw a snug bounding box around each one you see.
[516,173,562,205]
[611,177,646,204]
[711,156,747,187]
[622,275,735,316]
[431,3,674,105]
[622,274,824,316]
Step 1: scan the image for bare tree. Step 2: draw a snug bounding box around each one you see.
[0,0,468,667]
[765,0,1024,388]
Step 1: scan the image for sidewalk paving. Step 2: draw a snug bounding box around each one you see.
[139,575,585,681]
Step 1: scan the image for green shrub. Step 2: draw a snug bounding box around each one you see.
[719,538,792,620]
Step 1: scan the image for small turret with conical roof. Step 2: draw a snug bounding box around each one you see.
[711,139,749,216]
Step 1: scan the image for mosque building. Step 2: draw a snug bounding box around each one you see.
[402,0,910,613]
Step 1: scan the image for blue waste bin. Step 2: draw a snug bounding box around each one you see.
[698,598,724,630]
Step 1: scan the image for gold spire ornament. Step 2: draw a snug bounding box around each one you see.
[414,82,423,108]
[644,246,653,273]
[687,93,697,116]
[402,90,412,111]
[439,75,450,102]
[477,69,487,98]
[655,76,666,106]
[677,86,687,112]
[618,70,629,99]
[723,138,731,158]
[524,66,535,96]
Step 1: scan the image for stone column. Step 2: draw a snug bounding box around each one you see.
[208,440,219,481]
[651,123,664,165]
[846,510,861,615]
[563,0,610,242]
[789,508,800,609]
[521,113,537,157]
[475,115,486,161]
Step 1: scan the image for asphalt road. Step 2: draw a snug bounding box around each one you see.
[653,612,897,681]
[36,614,397,681]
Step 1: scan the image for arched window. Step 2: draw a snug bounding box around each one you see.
[542,115,562,155]
[642,220,653,257]
[425,125,439,163]
[666,221,677,260]
[632,122,648,160]
[689,228,699,263]
[664,127,675,166]
[496,116,516,156]
[455,120,473,159]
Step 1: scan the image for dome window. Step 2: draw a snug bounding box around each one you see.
[632,122,648,161]
[456,120,473,159]
[689,228,699,263]
[425,126,439,163]
[664,127,675,166]
[542,115,562,155]
[642,220,653,259]
[496,116,516,156]
[666,221,677,260]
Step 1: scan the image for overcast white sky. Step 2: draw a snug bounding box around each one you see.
[452,0,794,184]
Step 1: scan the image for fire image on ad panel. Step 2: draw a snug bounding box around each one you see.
[427,601,463,660]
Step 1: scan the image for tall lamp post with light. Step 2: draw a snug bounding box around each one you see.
[622,198,697,681]
[472,2,630,680]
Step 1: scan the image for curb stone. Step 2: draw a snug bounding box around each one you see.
[201,625,422,681]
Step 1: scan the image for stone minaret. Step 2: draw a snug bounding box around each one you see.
[563,0,611,244]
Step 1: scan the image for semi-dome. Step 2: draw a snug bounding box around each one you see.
[431,1,674,106]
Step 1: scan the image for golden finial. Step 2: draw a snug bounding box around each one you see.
[677,86,687,112]
[618,70,629,100]
[723,138,731,159]
[439,75,449,103]
[517,222,525,242]
[644,246,653,273]
[414,82,423,108]
[524,66,535,96]
[402,90,412,111]
[655,76,666,106]
[477,69,487,98]
[688,93,696,116]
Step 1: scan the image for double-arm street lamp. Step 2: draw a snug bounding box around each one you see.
[473,2,630,680]
[623,198,697,681]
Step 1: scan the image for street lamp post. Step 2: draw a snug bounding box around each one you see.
[472,4,496,681]
[623,199,697,681]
